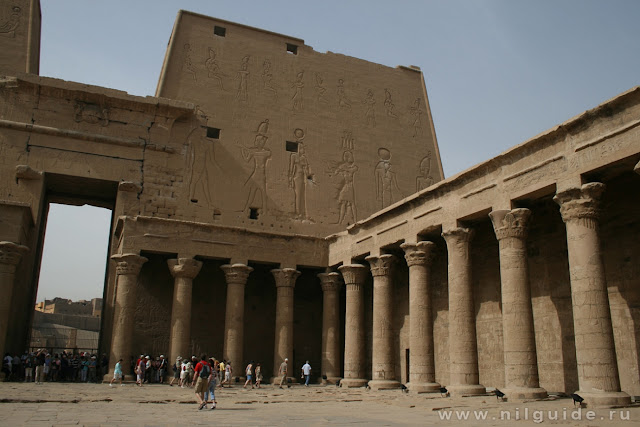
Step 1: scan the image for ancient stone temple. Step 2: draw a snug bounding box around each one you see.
[1,1,638,407]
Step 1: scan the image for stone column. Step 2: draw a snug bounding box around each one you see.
[365,254,401,390]
[441,228,485,395]
[554,183,630,407]
[0,241,28,377]
[167,258,203,374]
[318,272,342,384]
[338,264,368,388]
[400,241,440,392]
[489,209,546,399]
[221,263,253,379]
[107,253,147,380]
[271,268,300,382]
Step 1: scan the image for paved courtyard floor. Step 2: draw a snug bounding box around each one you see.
[1,381,638,426]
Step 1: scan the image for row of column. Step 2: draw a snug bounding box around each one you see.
[106,258,344,383]
[337,182,630,406]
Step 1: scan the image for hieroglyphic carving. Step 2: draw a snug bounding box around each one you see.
[314,73,328,104]
[374,148,403,208]
[235,55,250,101]
[383,88,397,118]
[74,101,109,127]
[291,71,304,111]
[288,129,314,219]
[205,48,224,90]
[182,43,197,82]
[189,134,219,207]
[409,98,424,137]
[0,5,21,38]
[327,151,358,224]
[238,120,271,214]
[262,59,277,100]
[337,79,351,110]
[341,130,354,150]
[363,90,376,127]
[416,151,433,191]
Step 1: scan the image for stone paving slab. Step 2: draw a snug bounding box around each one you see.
[1,382,638,426]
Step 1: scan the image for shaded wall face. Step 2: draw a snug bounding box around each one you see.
[391,256,409,383]
[471,220,504,389]
[243,264,276,375]
[601,172,640,396]
[190,259,227,360]
[431,239,449,387]
[293,269,323,381]
[528,197,578,394]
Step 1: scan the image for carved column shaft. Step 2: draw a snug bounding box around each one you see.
[222,263,253,373]
[338,264,368,387]
[401,241,439,392]
[366,254,401,389]
[442,228,485,395]
[108,254,147,378]
[271,268,300,379]
[0,242,28,370]
[554,183,629,406]
[167,258,203,371]
[319,272,342,382]
[490,209,545,398]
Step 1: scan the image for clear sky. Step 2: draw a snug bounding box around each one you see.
[34,0,640,301]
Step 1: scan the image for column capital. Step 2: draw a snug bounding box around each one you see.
[271,268,300,288]
[168,258,203,279]
[111,253,148,275]
[365,254,395,277]
[489,208,531,241]
[400,241,436,267]
[553,182,605,224]
[318,272,342,292]
[338,264,367,285]
[441,227,474,246]
[221,263,253,285]
[0,241,29,266]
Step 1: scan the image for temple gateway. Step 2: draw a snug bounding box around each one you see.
[1,1,638,407]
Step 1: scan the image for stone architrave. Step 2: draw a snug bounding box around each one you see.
[221,263,253,379]
[365,254,401,390]
[271,268,300,383]
[318,271,342,384]
[0,241,29,376]
[554,183,631,407]
[338,264,369,388]
[106,254,147,381]
[489,209,546,399]
[400,241,440,393]
[441,228,485,396]
[167,257,203,374]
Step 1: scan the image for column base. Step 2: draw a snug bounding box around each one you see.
[501,387,547,400]
[407,381,441,393]
[573,390,631,408]
[321,376,342,385]
[340,378,368,388]
[368,379,402,390]
[447,384,486,396]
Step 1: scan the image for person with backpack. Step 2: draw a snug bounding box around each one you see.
[192,354,211,410]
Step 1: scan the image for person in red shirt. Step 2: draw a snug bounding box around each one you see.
[192,354,211,410]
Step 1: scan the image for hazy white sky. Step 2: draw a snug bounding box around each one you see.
[34,0,640,301]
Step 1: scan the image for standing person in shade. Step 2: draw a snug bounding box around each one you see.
[255,363,263,388]
[301,360,312,386]
[110,358,124,387]
[192,354,211,410]
[88,356,97,382]
[205,358,218,410]
[278,358,288,389]
[80,355,89,382]
[243,361,254,389]
[34,349,45,384]
[136,356,145,386]
[158,355,167,384]
[24,353,33,382]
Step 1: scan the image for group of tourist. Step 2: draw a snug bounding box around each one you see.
[3,350,108,383]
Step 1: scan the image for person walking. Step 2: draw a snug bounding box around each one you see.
[192,354,211,410]
[255,363,263,388]
[301,360,312,386]
[278,358,288,389]
[158,355,167,384]
[205,358,218,410]
[221,361,232,387]
[243,361,254,389]
[169,356,182,386]
[109,358,124,387]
